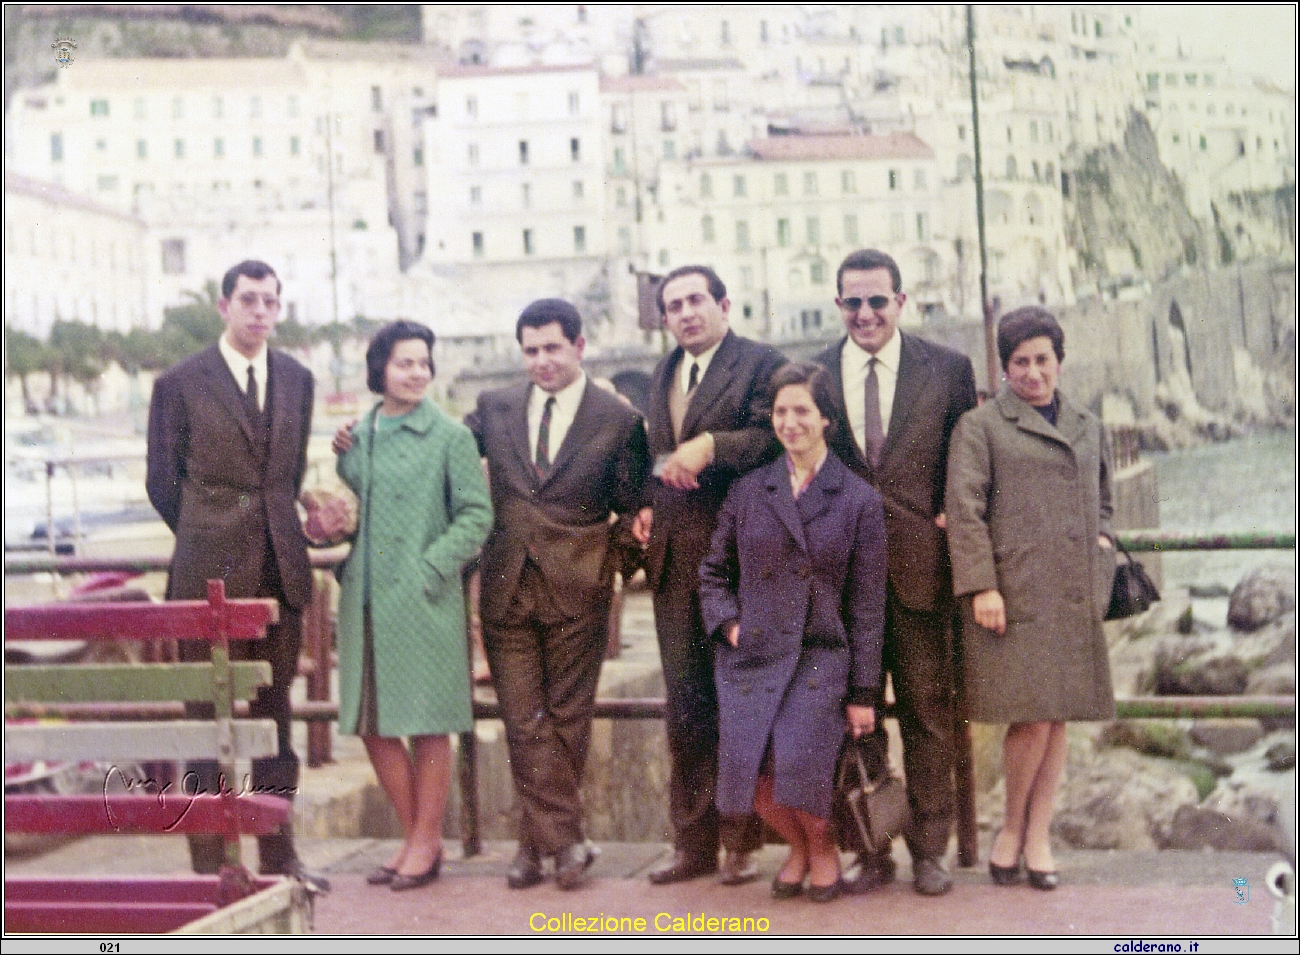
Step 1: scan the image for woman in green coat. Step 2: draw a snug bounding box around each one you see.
[334,321,492,891]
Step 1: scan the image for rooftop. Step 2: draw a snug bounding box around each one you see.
[5,172,144,225]
[748,131,935,162]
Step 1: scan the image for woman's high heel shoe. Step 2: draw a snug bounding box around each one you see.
[988,859,1022,886]
[390,851,443,891]
[1026,868,1059,891]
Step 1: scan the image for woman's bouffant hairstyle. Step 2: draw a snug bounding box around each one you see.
[766,361,849,448]
[997,306,1065,369]
[365,320,435,394]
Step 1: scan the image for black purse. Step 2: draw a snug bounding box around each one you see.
[1105,543,1161,620]
[832,733,910,855]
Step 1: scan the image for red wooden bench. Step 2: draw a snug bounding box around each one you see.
[5,580,307,933]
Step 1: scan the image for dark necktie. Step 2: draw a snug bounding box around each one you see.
[686,360,699,394]
[244,365,260,420]
[863,357,884,468]
[535,395,556,476]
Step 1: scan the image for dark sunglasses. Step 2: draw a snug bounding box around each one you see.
[839,295,892,311]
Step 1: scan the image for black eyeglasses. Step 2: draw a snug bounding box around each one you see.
[839,295,892,312]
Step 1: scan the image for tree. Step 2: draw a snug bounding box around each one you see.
[5,325,49,407]
[157,280,224,365]
[48,318,106,394]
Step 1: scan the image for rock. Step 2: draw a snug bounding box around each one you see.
[1167,805,1281,851]
[1266,740,1296,772]
[1189,718,1266,755]
[1101,720,1190,759]
[1154,640,1250,695]
[1246,663,1296,696]
[1228,566,1296,631]
[1053,747,1198,851]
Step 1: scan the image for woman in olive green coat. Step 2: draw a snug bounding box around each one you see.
[335,321,492,891]
[945,307,1116,892]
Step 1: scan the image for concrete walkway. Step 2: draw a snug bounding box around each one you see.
[5,831,1284,937]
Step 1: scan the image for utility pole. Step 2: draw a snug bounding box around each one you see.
[967,5,999,392]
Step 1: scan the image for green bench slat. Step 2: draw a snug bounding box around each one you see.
[4,719,279,763]
[5,662,272,705]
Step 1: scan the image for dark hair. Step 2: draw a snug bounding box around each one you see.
[516,298,582,343]
[221,260,281,298]
[656,264,727,315]
[766,361,848,449]
[365,320,435,394]
[836,249,901,295]
[997,306,1065,369]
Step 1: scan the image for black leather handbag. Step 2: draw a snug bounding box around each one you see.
[1105,543,1161,620]
[832,734,910,855]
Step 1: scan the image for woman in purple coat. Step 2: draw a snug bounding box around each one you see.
[700,362,887,902]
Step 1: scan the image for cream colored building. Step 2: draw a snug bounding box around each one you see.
[4,171,147,336]
[647,132,946,341]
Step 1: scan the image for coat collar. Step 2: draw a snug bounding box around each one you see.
[993,386,1086,449]
[760,450,848,552]
[198,343,256,448]
[499,378,603,490]
[881,332,931,464]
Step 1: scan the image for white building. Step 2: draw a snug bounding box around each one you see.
[647,132,946,341]
[4,171,148,336]
[3,43,424,329]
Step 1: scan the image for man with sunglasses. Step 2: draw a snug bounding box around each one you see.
[814,249,977,897]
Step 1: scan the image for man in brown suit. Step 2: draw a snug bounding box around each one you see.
[146,259,321,886]
[632,265,786,886]
[814,249,977,896]
[467,299,649,891]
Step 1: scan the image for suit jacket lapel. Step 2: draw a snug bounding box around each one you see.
[505,383,537,485]
[680,329,738,440]
[762,458,808,553]
[822,339,872,476]
[650,348,681,451]
[881,333,929,465]
[544,379,597,484]
[200,344,257,449]
[267,350,294,461]
[1054,393,1088,447]
[797,452,843,525]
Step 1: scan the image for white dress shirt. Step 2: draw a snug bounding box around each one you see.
[842,329,901,456]
[218,334,268,412]
[528,370,587,465]
[678,338,723,394]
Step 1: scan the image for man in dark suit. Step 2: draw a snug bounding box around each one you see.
[814,249,977,896]
[631,265,786,886]
[146,259,322,885]
[467,299,649,891]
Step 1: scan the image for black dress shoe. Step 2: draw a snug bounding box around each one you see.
[771,875,804,900]
[647,850,718,885]
[366,865,397,886]
[555,842,600,891]
[507,846,543,890]
[912,858,953,896]
[718,849,759,886]
[390,852,442,892]
[806,878,845,903]
[845,853,895,894]
[1027,868,1059,891]
[988,859,1022,886]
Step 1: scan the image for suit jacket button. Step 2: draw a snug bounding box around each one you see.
[238,493,250,508]
[796,566,810,578]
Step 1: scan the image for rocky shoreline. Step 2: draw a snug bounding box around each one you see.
[976,565,1296,858]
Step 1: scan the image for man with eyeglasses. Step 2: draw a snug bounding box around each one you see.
[147,259,324,889]
[814,249,977,897]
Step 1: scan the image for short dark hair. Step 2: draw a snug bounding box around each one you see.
[365,320,435,394]
[766,361,848,449]
[656,264,727,315]
[836,249,901,295]
[997,306,1065,369]
[221,260,281,299]
[516,298,582,343]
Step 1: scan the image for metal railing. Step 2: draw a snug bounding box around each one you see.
[5,529,1295,862]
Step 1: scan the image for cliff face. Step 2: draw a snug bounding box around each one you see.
[1063,112,1209,290]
